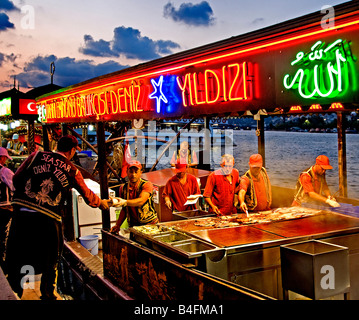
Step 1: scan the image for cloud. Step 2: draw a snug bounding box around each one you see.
[16,55,129,89]
[251,17,264,25]
[80,26,180,60]
[80,34,117,58]
[163,1,215,26]
[0,0,19,11]
[0,51,18,66]
[0,52,4,66]
[0,12,14,31]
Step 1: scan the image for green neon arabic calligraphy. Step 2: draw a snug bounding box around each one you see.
[283,39,353,99]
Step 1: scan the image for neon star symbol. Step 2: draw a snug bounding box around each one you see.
[149,75,168,113]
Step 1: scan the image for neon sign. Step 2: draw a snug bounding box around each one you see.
[288,102,346,113]
[309,104,322,111]
[176,62,252,107]
[0,98,11,116]
[283,39,356,99]
[289,105,302,112]
[149,76,168,113]
[39,59,253,122]
[39,80,150,122]
[329,102,344,110]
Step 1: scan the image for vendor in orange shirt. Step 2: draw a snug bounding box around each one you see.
[163,161,201,212]
[203,154,240,216]
[170,141,198,168]
[238,154,272,213]
[292,155,340,208]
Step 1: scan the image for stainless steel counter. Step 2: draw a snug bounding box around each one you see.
[132,209,359,299]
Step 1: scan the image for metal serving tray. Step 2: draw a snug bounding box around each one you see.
[172,209,215,220]
[130,227,220,259]
[153,231,192,243]
[172,239,218,253]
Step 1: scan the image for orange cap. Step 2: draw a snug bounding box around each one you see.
[316,155,333,170]
[249,154,263,168]
[128,160,142,170]
[175,160,187,173]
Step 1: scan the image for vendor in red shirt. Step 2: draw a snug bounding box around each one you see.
[239,154,272,213]
[203,154,240,216]
[163,161,201,212]
[292,155,340,208]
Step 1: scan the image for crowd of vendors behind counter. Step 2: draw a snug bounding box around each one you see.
[107,149,341,232]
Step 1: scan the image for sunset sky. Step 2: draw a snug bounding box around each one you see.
[0,0,348,93]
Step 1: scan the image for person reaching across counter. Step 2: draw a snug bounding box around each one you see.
[238,154,272,213]
[170,141,198,168]
[203,154,240,216]
[110,160,158,233]
[4,135,109,300]
[163,160,201,212]
[292,155,340,208]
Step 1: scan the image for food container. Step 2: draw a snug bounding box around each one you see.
[153,231,192,243]
[172,239,218,254]
[130,226,220,259]
[280,240,350,299]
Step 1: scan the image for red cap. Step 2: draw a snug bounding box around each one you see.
[128,160,142,170]
[175,160,187,173]
[249,154,263,168]
[316,155,333,169]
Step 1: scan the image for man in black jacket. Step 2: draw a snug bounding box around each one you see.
[4,135,109,300]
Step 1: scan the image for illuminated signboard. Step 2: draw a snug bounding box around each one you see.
[0,98,11,116]
[38,58,253,123]
[283,39,356,99]
[37,15,359,123]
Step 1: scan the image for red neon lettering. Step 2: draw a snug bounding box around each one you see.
[177,74,191,107]
[124,87,132,112]
[177,61,251,108]
[86,94,94,116]
[117,88,127,113]
[205,69,220,104]
[193,72,206,105]
[109,91,118,114]
[228,62,247,101]
[222,66,227,102]
[132,82,142,112]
